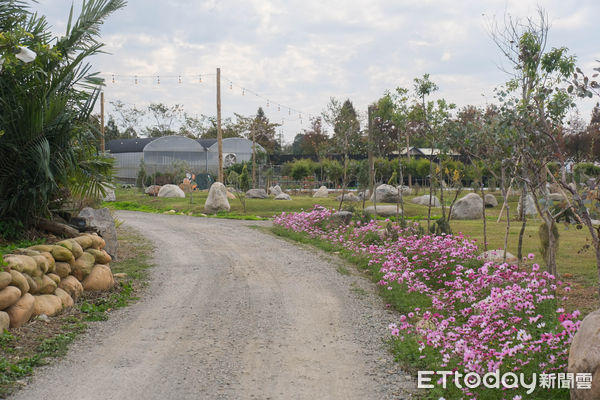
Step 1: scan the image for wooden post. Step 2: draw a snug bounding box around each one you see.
[252,125,256,188]
[368,105,375,195]
[100,91,105,153]
[216,68,224,183]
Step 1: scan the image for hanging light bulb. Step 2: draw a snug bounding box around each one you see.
[267,100,270,107]
[178,75,182,84]
[157,75,160,84]
[229,81,232,90]
[112,74,115,84]
[134,75,138,85]
[199,74,202,83]
[288,108,291,115]
[278,104,280,112]
[242,88,245,96]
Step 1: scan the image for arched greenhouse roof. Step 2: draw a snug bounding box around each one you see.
[207,137,265,153]
[143,135,205,153]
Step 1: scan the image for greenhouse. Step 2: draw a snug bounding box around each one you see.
[106,136,265,183]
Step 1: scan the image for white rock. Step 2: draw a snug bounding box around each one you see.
[450,193,483,220]
[411,194,441,207]
[157,184,185,198]
[313,186,329,198]
[274,193,292,201]
[204,182,230,213]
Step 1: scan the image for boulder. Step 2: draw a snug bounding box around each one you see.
[26,275,39,294]
[9,270,29,296]
[484,194,498,208]
[33,294,63,317]
[480,249,518,264]
[411,194,441,207]
[57,239,84,259]
[358,190,370,201]
[102,188,116,202]
[330,211,353,225]
[54,262,72,279]
[6,293,35,328]
[204,182,231,213]
[0,272,11,291]
[83,265,115,291]
[54,288,74,309]
[370,184,412,203]
[50,245,74,263]
[84,249,111,265]
[568,308,600,399]
[72,252,97,281]
[47,273,61,286]
[364,205,403,218]
[27,244,53,253]
[451,193,483,220]
[38,275,57,295]
[72,234,94,250]
[157,184,186,198]
[144,185,161,196]
[517,194,538,216]
[78,207,118,259]
[313,186,329,198]
[89,233,106,250]
[36,252,54,273]
[336,193,360,202]
[246,188,268,199]
[3,254,39,277]
[0,311,9,332]
[58,276,84,300]
[0,286,22,310]
[269,185,283,196]
[274,193,292,201]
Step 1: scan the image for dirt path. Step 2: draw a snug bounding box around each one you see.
[13,211,414,400]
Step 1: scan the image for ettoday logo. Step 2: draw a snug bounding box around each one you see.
[417,370,592,394]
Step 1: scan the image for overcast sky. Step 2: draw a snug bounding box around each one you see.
[34,0,600,143]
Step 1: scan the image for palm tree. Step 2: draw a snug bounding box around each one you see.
[0,0,126,236]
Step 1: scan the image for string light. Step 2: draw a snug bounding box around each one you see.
[277,104,280,112]
[178,75,182,84]
[267,99,269,107]
[111,74,115,83]
[289,108,291,115]
[242,88,245,96]
[199,74,202,83]
[134,75,138,85]
[157,75,160,85]
[229,81,232,90]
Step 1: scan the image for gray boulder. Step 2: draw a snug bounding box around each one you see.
[411,194,441,207]
[144,185,161,196]
[330,211,353,225]
[484,194,498,208]
[450,193,483,220]
[78,207,118,259]
[204,182,231,213]
[370,184,412,203]
[274,193,291,201]
[568,308,600,399]
[517,194,538,216]
[246,188,268,199]
[364,205,403,218]
[336,193,360,202]
[101,184,116,202]
[313,186,329,198]
[269,185,283,196]
[358,190,370,200]
[158,184,185,198]
[480,249,518,264]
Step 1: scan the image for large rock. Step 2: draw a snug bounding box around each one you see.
[144,185,161,196]
[58,276,84,300]
[72,234,94,250]
[480,249,518,264]
[364,205,403,218]
[83,265,115,291]
[204,182,231,213]
[37,275,57,295]
[336,193,360,203]
[313,186,329,198]
[517,194,538,216]
[0,311,9,332]
[3,254,39,277]
[9,270,29,296]
[411,194,441,207]
[54,262,72,279]
[568,308,600,399]
[330,211,353,225]
[0,272,11,291]
[0,286,22,310]
[369,184,412,203]
[157,184,185,198]
[85,248,111,265]
[57,239,84,259]
[269,185,283,196]
[451,193,483,220]
[274,193,291,201]
[33,294,63,317]
[78,207,118,259]
[102,184,116,202]
[484,194,498,208]
[246,188,268,199]
[6,293,35,328]
[54,288,74,309]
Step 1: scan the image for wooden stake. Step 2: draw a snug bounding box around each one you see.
[100,91,105,153]
[252,125,256,188]
[367,105,375,196]
[217,68,223,183]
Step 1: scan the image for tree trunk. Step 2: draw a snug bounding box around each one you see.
[517,185,526,264]
[36,219,79,238]
[480,183,487,252]
[427,158,433,232]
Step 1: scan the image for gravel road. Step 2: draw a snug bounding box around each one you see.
[12,211,415,400]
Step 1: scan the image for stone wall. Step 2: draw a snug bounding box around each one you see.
[0,233,115,330]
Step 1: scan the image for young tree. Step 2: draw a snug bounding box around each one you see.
[145,103,184,137]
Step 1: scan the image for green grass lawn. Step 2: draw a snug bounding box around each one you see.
[105,187,598,312]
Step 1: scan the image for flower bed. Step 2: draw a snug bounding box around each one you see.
[274,206,580,399]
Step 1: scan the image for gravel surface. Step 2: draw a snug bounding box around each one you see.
[12,211,416,400]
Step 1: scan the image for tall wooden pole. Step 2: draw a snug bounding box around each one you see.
[252,125,256,188]
[100,91,105,153]
[367,105,374,195]
[216,68,223,183]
